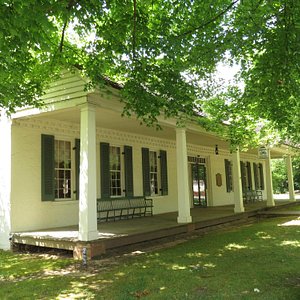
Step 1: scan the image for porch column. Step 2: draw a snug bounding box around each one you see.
[176,127,192,223]
[78,103,98,241]
[250,163,256,191]
[286,155,296,201]
[265,149,275,207]
[232,148,245,213]
[0,111,12,250]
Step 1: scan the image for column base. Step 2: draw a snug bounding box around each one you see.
[0,235,11,250]
[234,206,245,213]
[267,199,275,207]
[78,230,99,242]
[177,215,192,224]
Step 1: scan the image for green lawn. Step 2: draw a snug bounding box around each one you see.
[1,216,300,299]
[280,205,300,211]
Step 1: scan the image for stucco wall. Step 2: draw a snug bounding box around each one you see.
[10,119,180,231]
[11,121,80,232]
[10,117,267,232]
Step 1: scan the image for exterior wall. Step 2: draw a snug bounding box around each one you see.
[10,117,269,232]
[97,126,178,215]
[209,153,234,206]
[41,70,88,104]
[11,120,80,232]
[10,118,179,231]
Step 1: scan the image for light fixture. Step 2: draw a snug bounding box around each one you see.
[215,145,219,155]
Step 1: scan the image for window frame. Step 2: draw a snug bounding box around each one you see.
[149,150,160,196]
[109,144,124,198]
[142,147,168,197]
[54,138,73,200]
[224,159,233,193]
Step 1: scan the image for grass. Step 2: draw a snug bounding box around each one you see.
[280,205,300,211]
[1,216,300,299]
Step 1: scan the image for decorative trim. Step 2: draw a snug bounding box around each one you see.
[13,118,259,159]
[13,118,80,136]
[96,128,176,149]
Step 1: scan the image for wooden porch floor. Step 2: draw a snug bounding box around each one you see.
[12,200,299,259]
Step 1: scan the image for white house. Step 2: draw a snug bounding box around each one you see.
[0,70,297,250]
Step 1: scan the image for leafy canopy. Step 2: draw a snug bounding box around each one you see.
[0,0,299,147]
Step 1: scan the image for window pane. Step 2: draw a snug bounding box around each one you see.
[54,140,72,199]
[109,146,122,196]
[150,151,158,195]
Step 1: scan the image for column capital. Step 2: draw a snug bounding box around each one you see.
[78,102,97,112]
[175,126,186,134]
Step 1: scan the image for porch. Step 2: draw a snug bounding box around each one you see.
[11,200,299,259]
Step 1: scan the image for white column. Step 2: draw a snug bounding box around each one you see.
[78,104,98,241]
[232,149,244,213]
[265,149,275,207]
[286,155,296,201]
[0,111,12,250]
[176,128,192,223]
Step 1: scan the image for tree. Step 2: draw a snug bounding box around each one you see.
[271,157,300,193]
[0,0,299,148]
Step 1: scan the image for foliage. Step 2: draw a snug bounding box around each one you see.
[272,156,300,193]
[0,1,300,147]
[0,217,300,299]
[293,156,300,190]
[272,158,288,193]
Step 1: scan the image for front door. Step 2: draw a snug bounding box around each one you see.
[192,164,207,207]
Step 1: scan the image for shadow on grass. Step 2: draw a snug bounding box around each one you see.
[94,216,300,299]
[1,217,300,299]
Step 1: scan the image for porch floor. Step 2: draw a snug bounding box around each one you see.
[12,200,299,259]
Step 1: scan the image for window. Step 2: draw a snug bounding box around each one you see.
[100,143,133,198]
[54,140,72,199]
[240,161,253,192]
[109,146,122,196]
[42,135,77,201]
[142,148,168,196]
[150,151,159,195]
[253,162,265,190]
[224,159,233,192]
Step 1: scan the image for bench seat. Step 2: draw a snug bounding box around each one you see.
[243,190,263,203]
[97,196,153,222]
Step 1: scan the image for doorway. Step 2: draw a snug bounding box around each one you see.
[191,163,207,207]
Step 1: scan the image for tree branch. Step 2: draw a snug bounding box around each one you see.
[59,0,76,52]
[132,0,137,60]
[59,21,68,52]
[176,0,239,38]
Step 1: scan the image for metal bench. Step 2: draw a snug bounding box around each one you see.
[97,197,153,222]
[243,190,263,203]
[97,198,114,222]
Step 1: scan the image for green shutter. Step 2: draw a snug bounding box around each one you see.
[41,134,55,201]
[259,163,265,190]
[75,139,80,200]
[253,163,259,189]
[240,161,247,192]
[160,150,168,195]
[224,159,231,192]
[246,161,252,190]
[142,147,151,196]
[100,142,110,198]
[124,145,134,197]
